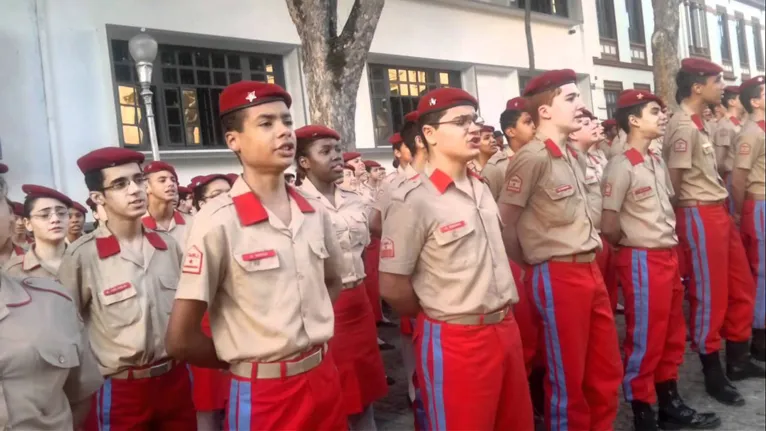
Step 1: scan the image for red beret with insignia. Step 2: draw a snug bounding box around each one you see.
[76,147,145,175]
[724,85,741,94]
[680,58,723,76]
[602,119,617,128]
[295,125,340,141]
[143,161,178,179]
[505,97,527,111]
[218,80,292,116]
[740,75,765,92]
[416,87,478,116]
[388,133,402,145]
[364,160,381,168]
[10,201,23,217]
[85,197,96,211]
[522,69,577,97]
[342,152,362,163]
[21,184,73,207]
[0,163,7,174]
[404,111,420,124]
[189,174,231,191]
[481,125,495,133]
[177,185,192,195]
[70,201,88,215]
[616,90,665,110]
[226,173,239,184]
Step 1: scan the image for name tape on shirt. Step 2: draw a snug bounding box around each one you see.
[104,282,132,296]
[673,139,688,153]
[242,249,277,262]
[506,175,522,193]
[555,184,573,195]
[632,185,653,199]
[739,143,751,155]
[183,245,204,275]
[604,183,612,197]
[439,221,466,233]
[381,238,395,259]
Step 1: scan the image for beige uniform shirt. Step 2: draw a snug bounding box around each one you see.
[57,225,183,376]
[586,147,608,180]
[2,248,62,280]
[581,148,603,231]
[374,164,420,218]
[480,150,510,201]
[734,120,766,196]
[379,166,517,321]
[298,180,370,284]
[601,130,629,160]
[663,111,728,203]
[0,274,102,431]
[714,116,743,174]
[174,179,344,363]
[602,148,678,248]
[141,210,191,249]
[499,136,601,265]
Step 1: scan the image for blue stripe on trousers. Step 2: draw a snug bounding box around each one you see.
[755,201,766,329]
[100,378,112,431]
[685,208,712,354]
[623,250,650,401]
[531,263,569,431]
[431,323,447,431]
[237,381,252,431]
[420,321,438,430]
[228,379,239,430]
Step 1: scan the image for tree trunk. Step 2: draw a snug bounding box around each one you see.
[286,0,385,151]
[651,0,682,111]
[525,0,535,71]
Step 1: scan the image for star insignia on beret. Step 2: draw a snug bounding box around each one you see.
[759,77,764,83]
[245,91,257,103]
[429,98,437,106]
[637,93,644,99]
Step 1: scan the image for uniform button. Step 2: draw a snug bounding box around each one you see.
[58,356,66,364]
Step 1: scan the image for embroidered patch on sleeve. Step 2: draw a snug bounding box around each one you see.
[739,143,752,155]
[604,183,613,197]
[673,139,688,152]
[182,245,204,275]
[380,238,395,259]
[506,175,523,193]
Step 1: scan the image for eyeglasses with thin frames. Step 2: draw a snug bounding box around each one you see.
[30,208,70,220]
[430,114,485,129]
[102,175,148,192]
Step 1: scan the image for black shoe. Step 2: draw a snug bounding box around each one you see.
[751,329,766,362]
[378,341,395,351]
[376,320,398,328]
[528,367,546,417]
[699,352,745,406]
[725,340,766,381]
[631,401,658,431]
[655,380,721,430]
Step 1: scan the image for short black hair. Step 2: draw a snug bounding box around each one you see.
[740,84,763,114]
[417,110,449,146]
[615,102,649,134]
[722,90,739,109]
[707,103,718,113]
[221,109,248,133]
[178,189,192,200]
[400,121,419,156]
[84,170,105,192]
[392,158,400,169]
[499,109,524,138]
[675,70,710,104]
[284,172,295,180]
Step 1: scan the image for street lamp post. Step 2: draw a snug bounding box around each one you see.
[128,29,160,161]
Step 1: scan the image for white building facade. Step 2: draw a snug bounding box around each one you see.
[592,0,765,120]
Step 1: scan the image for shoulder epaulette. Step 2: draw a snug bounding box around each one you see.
[391,174,422,202]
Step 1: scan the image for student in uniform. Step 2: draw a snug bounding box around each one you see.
[499,69,623,431]
[4,185,72,280]
[731,75,766,362]
[85,197,106,229]
[344,151,366,179]
[500,97,537,157]
[176,185,194,216]
[379,87,533,430]
[142,161,191,248]
[602,90,721,431]
[294,124,388,430]
[58,147,197,430]
[190,174,233,211]
[715,85,744,213]
[10,201,33,252]
[340,163,359,191]
[1,201,26,266]
[476,125,510,201]
[165,81,347,431]
[67,201,87,244]
[663,58,763,407]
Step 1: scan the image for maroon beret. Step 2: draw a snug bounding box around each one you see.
[416,87,478,116]
[602,119,617,128]
[724,85,741,94]
[481,125,495,133]
[21,184,73,207]
[364,160,381,168]
[10,201,23,217]
[680,58,723,76]
[226,173,239,184]
[522,69,577,97]
[388,133,402,145]
[177,185,192,195]
[404,111,420,124]
[219,81,292,116]
[342,152,362,163]
[143,161,178,179]
[85,197,97,211]
[77,147,145,174]
[343,164,354,171]
[0,163,7,174]
[190,174,232,191]
[70,201,88,215]
[505,97,527,111]
[295,125,340,141]
[616,90,665,110]
[740,75,765,93]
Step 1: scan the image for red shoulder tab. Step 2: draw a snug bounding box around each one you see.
[690,115,705,132]
[624,148,645,166]
[145,232,168,250]
[544,139,564,158]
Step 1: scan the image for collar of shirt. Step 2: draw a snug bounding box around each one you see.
[534,133,565,158]
[758,120,765,132]
[730,116,741,126]
[424,163,484,195]
[141,210,186,230]
[94,223,168,259]
[297,178,348,211]
[487,149,507,165]
[21,248,42,271]
[230,177,315,227]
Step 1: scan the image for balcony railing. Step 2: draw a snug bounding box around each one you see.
[601,38,619,61]
[630,43,647,65]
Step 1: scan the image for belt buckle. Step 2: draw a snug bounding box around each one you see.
[149,361,170,377]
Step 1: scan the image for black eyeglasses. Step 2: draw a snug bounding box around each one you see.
[103,175,147,192]
[431,114,485,129]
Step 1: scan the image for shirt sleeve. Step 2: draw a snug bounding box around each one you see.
[175,220,227,306]
[482,164,504,201]
[497,150,546,207]
[65,320,104,405]
[733,129,760,171]
[319,206,346,281]
[601,159,631,212]
[57,250,90,314]
[664,125,695,169]
[378,199,426,276]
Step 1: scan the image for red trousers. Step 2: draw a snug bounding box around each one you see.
[527,260,622,431]
[510,259,543,373]
[414,313,533,430]
[94,362,196,430]
[741,200,766,329]
[364,237,383,322]
[329,284,388,415]
[190,313,228,411]
[676,205,755,353]
[597,235,619,312]
[225,352,346,431]
[616,248,686,403]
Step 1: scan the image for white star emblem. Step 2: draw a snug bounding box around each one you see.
[429,98,437,106]
[637,93,644,99]
[245,91,257,103]
[758,77,764,83]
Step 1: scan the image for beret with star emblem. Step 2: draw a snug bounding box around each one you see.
[218,80,292,116]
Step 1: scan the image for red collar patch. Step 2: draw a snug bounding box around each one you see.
[624,148,645,166]
[428,169,454,194]
[173,211,186,225]
[730,116,741,126]
[758,120,765,132]
[96,230,168,259]
[141,215,157,230]
[690,114,705,132]
[13,245,24,256]
[567,145,578,159]
[233,186,315,227]
[544,139,564,158]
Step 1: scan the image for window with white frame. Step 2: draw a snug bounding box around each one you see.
[686,1,710,58]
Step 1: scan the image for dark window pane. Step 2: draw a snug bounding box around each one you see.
[178,51,193,66]
[229,72,242,83]
[111,40,130,62]
[180,69,195,85]
[160,51,176,66]
[194,51,210,68]
[250,73,267,82]
[214,71,228,86]
[249,56,265,72]
[196,70,211,85]
[162,68,178,84]
[370,66,384,80]
[212,53,226,69]
[227,54,241,69]
[166,108,181,125]
[371,80,386,95]
[164,89,179,107]
[168,126,183,143]
[114,64,133,82]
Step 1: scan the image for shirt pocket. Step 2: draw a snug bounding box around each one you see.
[37,342,80,371]
[233,248,281,273]
[701,143,718,172]
[309,240,331,260]
[541,183,578,226]
[157,274,179,315]
[347,213,370,247]
[432,220,477,270]
[631,185,656,202]
[97,281,142,329]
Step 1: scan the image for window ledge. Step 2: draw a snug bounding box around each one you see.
[427,0,582,25]
[139,148,237,162]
